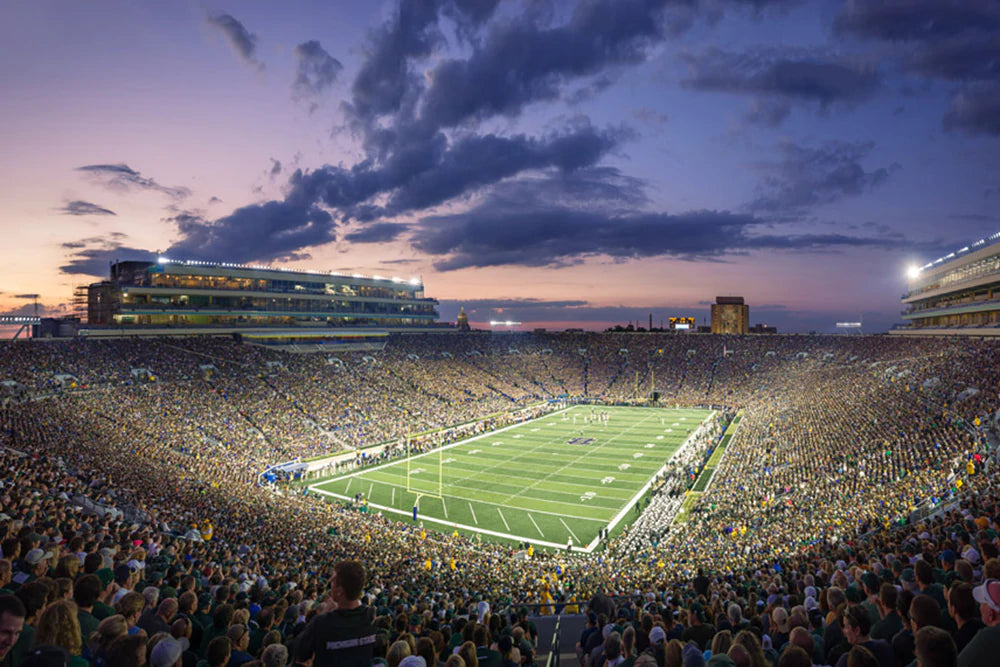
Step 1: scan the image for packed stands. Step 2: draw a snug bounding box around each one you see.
[0,332,998,666]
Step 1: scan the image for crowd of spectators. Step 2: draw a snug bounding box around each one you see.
[0,332,998,666]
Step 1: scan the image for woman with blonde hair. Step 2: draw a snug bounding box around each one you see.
[54,555,80,580]
[711,629,733,656]
[458,640,478,667]
[663,639,684,667]
[387,639,411,667]
[89,613,128,663]
[734,630,769,667]
[34,599,88,666]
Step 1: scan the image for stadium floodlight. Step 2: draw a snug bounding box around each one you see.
[157,256,169,264]
[906,265,921,279]
[409,278,420,285]
[489,320,521,327]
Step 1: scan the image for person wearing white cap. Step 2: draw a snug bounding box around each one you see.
[151,636,185,667]
[958,579,1000,667]
[19,549,52,584]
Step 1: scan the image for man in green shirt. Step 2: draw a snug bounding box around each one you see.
[72,575,102,643]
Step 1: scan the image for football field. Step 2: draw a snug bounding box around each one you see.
[309,405,714,551]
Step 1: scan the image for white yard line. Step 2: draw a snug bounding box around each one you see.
[345,478,353,494]
[528,513,545,537]
[497,507,510,531]
[368,483,374,498]
[469,502,478,525]
[559,517,580,544]
[442,496,448,519]
[391,487,395,507]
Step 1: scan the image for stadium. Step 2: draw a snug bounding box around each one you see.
[1,241,1000,666]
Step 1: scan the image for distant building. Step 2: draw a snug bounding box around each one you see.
[896,232,1000,336]
[79,258,445,348]
[710,296,749,335]
[456,306,470,331]
[749,323,777,334]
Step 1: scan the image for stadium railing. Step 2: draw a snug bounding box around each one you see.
[546,617,561,667]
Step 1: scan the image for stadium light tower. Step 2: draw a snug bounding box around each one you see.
[906,265,921,280]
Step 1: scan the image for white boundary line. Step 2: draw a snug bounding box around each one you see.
[559,517,580,544]
[309,406,716,553]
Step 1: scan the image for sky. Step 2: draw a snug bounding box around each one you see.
[2,0,999,334]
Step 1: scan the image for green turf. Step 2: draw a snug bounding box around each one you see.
[690,410,742,492]
[309,405,714,551]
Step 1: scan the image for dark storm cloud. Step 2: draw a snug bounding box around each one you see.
[59,200,116,216]
[748,140,898,213]
[834,0,1000,42]
[835,2,1000,136]
[166,202,335,262]
[292,40,343,103]
[943,84,1000,136]
[269,159,282,177]
[909,35,1000,82]
[165,120,628,262]
[60,246,158,277]
[419,0,672,129]
[411,198,895,271]
[348,1,445,124]
[381,122,632,214]
[680,48,880,124]
[343,222,410,243]
[76,163,190,199]
[206,13,262,68]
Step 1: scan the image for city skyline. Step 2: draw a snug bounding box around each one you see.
[2,0,999,333]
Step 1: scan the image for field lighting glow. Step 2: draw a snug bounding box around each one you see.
[906,265,921,279]
[489,320,521,327]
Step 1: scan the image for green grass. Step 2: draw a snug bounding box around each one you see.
[309,405,714,551]
[690,410,742,492]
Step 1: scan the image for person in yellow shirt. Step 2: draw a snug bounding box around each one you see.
[200,520,213,542]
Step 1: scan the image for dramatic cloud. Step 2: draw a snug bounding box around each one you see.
[163,118,628,263]
[835,2,1000,136]
[59,200,116,216]
[60,242,157,277]
[747,140,898,213]
[681,48,881,124]
[348,1,445,125]
[419,0,672,130]
[380,122,632,215]
[835,0,1000,42]
[407,170,897,271]
[206,13,262,68]
[343,222,409,243]
[76,163,190,199]
[269,159,282,177]
[909,35,1000,81]
[292,40,343,105]
[166,202,334,262]
[943,84,1000,136]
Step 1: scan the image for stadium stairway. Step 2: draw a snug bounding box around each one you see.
[530,613,587,666]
